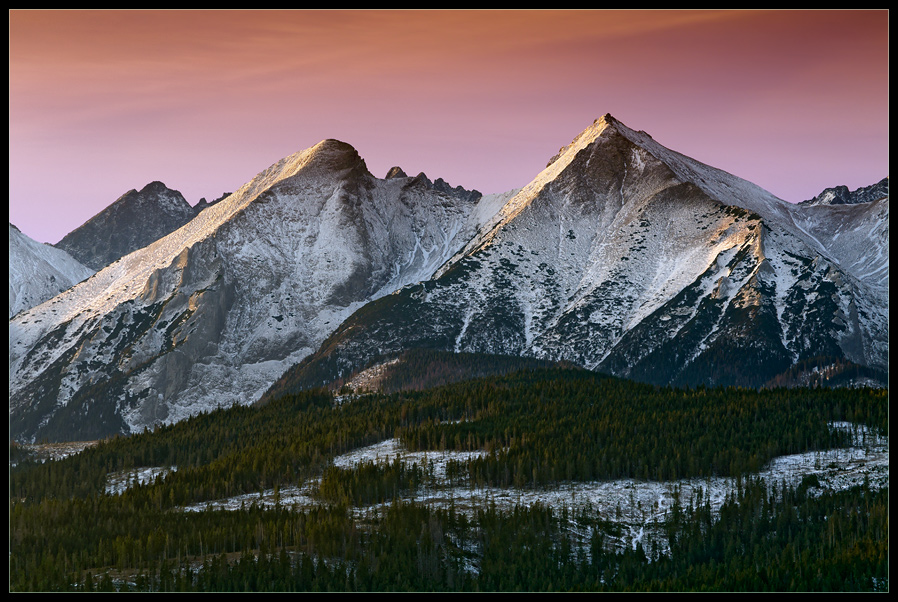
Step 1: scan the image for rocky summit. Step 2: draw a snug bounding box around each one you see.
[267,115,888,398]
[54,181,202,271]
[9,138,498,442]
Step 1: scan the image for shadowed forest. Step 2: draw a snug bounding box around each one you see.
[10,365,888,592]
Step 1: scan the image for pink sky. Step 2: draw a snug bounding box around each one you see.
[9,10,889,244]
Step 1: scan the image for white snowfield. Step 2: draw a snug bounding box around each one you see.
[8,223,95,319]
[173,420,887,559]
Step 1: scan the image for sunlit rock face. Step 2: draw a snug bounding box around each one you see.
[268,115,888,396]
[9,116,888,443]
[9,139,495,442]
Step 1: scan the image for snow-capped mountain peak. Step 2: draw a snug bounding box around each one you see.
[270,116,888,399]
[8,117,888,443]
[9,137,496,442]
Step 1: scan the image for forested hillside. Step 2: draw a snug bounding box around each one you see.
[10,366,888,591]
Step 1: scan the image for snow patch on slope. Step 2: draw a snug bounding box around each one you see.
[9,223,95,318]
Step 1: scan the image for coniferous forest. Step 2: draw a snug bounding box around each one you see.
[9,363,889,592]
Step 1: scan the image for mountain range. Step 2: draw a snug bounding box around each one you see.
[8,114,888,443]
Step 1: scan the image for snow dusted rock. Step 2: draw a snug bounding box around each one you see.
[8,223,95,318]
[8,116,888,443]
[799,177,888,207]
[9,139,497,442]
[274,115,888,393]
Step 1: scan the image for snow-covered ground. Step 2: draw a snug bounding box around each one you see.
[106,466,177,495]
[8,223,95,318]
[174,421,887,556]
[14,439,99,463]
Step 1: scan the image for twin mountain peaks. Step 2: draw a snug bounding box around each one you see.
[9,114,889,443]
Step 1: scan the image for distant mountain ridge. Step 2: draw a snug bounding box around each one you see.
[799,177,889,207]
[385,167,484,204]
[8,223,95,318]
[54,181,209,271]
[8,115,889,443]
